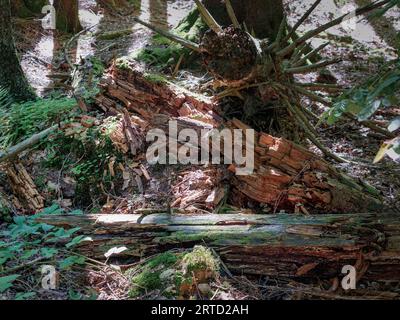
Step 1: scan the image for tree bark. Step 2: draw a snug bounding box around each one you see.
[36,212,400,281]
[53,0,82,34]
[0,0,35,101]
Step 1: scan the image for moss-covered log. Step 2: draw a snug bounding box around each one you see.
[36,212,400,281]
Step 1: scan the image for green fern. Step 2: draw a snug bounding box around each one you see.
[0,86,14,110]
[0,97,77,149]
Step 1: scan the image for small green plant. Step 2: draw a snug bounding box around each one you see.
[325,59,400,163]
[181,245,218,277]
[128,247,220,299]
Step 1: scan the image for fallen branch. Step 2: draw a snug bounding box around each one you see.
[0,125,59,164]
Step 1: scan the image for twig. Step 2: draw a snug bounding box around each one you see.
[292,42,330,67]
[283,98,347,163]
[0,125,59,164]
[194,0,223,34]
[285,58,342,74]
[64,24,98,67]
[282,0,322,44]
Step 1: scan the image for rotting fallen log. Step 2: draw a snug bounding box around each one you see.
[95,62,385,214]
[36,212,400,281]
[228,119,383,214]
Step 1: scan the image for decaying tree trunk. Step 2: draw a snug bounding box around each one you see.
[228,119,383,213]
[95,61,384,214]
[36,212,400,281]
[53,0,82,34]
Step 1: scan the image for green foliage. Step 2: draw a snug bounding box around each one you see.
[325,58,400,163]
[0,205,87,299]
[326,61,400,125]
[0,86,14,110]
[0,97,77,149]
[0,274,20,293]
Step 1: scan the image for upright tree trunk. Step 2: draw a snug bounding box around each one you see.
[54,0,82,34]
[203,0,284,39]
[11,0,48,17]
[0,0,35,102]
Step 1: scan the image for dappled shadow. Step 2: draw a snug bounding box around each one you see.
[355,0,399,49]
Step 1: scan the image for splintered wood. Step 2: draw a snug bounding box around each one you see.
[95,61,384,214]
[5,162,44,214]
[171,167,225,212]
[96,61,220,126]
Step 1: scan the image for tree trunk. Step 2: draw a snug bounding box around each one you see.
[0,0,35,101]
[36,212,400,281]
[53,0,82,34]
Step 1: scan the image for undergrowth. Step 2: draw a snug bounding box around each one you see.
[43,118,124,208]
[0,97,77,149]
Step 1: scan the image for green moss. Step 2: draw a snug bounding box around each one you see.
[129,251,179,297]
[130,270,162,297]
[148,251,179,268]
[143,73,168,84]
[97,29,133,41]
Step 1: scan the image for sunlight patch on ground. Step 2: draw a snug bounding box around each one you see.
[76,0,104,63]
[21,32,54,96]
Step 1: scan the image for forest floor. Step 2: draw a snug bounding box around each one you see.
[1,0,400,300]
